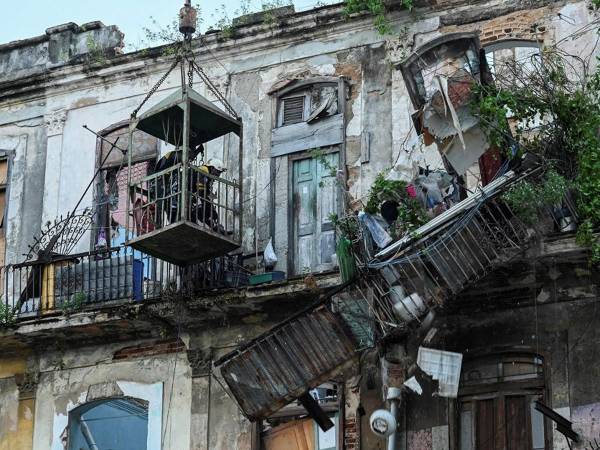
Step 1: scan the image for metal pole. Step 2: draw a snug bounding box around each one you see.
[181,66,190,223]
[207,349,213,450]
[238,125,243,242]
[125,120,134,241]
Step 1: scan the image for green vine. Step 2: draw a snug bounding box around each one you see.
[344,0,413,35]
[502,170,569,226]
[472,49,600,264]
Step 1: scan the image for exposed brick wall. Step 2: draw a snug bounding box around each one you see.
[442,5,550,45]
[344,415,359,450]
[480,10,547,44]
[113,338,185,361]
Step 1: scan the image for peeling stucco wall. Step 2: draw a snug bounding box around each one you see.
[0,2,599,450]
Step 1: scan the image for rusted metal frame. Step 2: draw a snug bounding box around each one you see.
[430,243,463,293]
[463,220,495,266]
[484,202,521,250]
[255,337,300,397]
[440,231,470,281]
[271,328,316,387]
[275,327,317,376]
[399,260,431,308]
[439,236,471,282]
[489,200,525,246]
[448,231,480,279]
[216,279,355,366]
[473,211,502,259]
[282,319,328,377]
[423,243,459,294]
[324,307,361,355]
[354,283,391,334]
[455,226,487,275]
[407,254,443,304]
[296,314,341,373]
[365,275,397,326]
[234,354,280,412]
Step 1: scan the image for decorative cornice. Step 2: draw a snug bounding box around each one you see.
[44,109,67,136]
[15,372,39,400]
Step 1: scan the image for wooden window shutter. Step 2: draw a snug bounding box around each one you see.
[282,96,305,125]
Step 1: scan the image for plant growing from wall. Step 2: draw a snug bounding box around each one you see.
[472,48,600,263]
[61,292,87,315]
[344,0,413,35]
[85,35,109,66]
[0,300,15,327]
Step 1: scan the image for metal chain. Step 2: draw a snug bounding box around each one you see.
[191,62,239,119]
[187,57,194,88]
[131,54,182,119]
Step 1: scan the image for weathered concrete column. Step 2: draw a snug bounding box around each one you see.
[42,109,67,225]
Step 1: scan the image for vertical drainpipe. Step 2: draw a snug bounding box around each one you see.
[387,387,402,450]
[81,420,100,450]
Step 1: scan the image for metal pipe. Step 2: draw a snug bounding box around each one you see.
[80,420,100,450]
[387,387,402,450]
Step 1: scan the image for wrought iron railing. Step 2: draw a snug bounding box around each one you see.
[1,246,247,319]
[128,162,241,243]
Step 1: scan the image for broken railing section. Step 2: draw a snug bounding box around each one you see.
[216,282,376,423]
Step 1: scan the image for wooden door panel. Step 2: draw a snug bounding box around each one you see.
[506,396,529,450]
[476,399,496,450]
[263,419,315,450]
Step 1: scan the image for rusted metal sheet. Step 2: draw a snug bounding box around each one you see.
[218,305,358,421]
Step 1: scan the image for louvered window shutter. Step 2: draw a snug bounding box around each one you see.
[282,96,305,125]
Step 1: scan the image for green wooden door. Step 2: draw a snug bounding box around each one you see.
[292,152,340,275]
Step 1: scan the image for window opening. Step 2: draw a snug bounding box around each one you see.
[458,354,546,450]
[283,96,306,125]
[67,398,149,450]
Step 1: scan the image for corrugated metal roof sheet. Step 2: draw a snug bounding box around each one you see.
[219,305,358,420]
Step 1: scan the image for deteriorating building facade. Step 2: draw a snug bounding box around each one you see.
[0,1,599,450]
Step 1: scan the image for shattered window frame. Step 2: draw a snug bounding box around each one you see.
[483,39,542,87]
[399,32,482,110]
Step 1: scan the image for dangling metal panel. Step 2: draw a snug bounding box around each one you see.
[218,305,358,421]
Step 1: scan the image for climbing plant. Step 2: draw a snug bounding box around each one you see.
[471,48,600,263]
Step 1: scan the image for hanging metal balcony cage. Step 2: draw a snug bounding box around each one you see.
[124,30,243,266]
